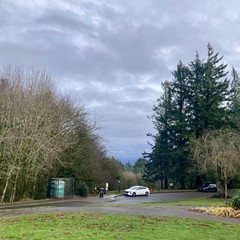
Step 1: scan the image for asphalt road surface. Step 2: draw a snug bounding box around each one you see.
[0,191,224,209]
[111,192,217,205]
[0,191,240,224]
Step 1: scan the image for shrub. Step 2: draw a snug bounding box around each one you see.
[230,190,240,210]
[75,181,89,197]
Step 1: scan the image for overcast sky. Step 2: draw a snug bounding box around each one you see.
[1,0,240,163]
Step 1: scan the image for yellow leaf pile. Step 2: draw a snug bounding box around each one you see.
[192,207,240,218]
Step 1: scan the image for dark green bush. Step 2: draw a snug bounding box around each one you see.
[75,181,89,197]
[230,190,240,210]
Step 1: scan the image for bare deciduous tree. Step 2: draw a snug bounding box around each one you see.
[0,66,77,202]
[192,129,240,200]
[0,65,114,202]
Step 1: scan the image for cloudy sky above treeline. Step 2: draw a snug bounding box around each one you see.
[1,0,240,163]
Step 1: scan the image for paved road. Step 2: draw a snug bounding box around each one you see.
[0,191,216,209]
[111,192,216,204]
[0,191,239,225]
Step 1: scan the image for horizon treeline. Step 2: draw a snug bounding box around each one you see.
[144,44,240,189]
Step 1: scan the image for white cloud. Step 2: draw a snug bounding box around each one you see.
[0,0,240,162]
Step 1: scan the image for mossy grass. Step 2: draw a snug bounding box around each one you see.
[0,212,239,240]
[140,197,225,207]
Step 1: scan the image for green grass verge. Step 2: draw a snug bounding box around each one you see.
[0,212,239,240]
[109,197,226,208]
[140,197,225,207]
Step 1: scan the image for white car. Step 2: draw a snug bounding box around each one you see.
[124,186,150,197]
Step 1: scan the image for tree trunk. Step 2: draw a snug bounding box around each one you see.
[32,173,39,199]
[165,178,169,189]
[10,171,19,203]
[1,168,13,203]
[224,179,228,201]
[224,168,228,201]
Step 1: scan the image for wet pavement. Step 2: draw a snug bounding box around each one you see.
[0,192,239,225]
[0,194,117,210]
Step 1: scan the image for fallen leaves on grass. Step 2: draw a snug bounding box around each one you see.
[192,207,240,218]
[140,215,176,223]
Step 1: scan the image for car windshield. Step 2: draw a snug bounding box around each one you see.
[129,186,139,190]
[203,183,211,187]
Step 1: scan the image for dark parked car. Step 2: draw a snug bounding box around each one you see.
[198,182,217,192]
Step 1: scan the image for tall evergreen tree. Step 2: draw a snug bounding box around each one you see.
[145,62,192,188]
[144,44,231,189]
[133,158,147,174]
[143,81,175,185]
[169,61,191,188]
[201,43,229,130]
[228,67,240,130]
[188,52,206,137]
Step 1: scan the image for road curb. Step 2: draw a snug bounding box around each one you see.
[0,194,119,210]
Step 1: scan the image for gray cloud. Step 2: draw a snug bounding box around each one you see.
[0,0,240,162]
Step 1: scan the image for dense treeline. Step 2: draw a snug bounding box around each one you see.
[0,66,124,202]
[144,44,240,189]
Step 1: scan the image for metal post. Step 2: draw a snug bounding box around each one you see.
[118,180,120,193]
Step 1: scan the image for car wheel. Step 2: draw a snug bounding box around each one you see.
[145,192,149,196]
[132,192,136,197]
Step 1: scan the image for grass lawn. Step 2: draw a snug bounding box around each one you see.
[140,197,226,207]
[109,197,226,208]
[0,212,239,240]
